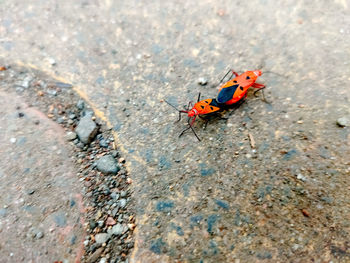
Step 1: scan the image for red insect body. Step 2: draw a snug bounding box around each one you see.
[188,98,221,117]
[165,94,222,141]
[217,70,265,105]
[165,69,267,141]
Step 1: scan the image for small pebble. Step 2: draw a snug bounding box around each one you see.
[48,57,56,66]
[26,189,35,195]
[112,207,119,217]
[99,139,109,148]
[336,117,349,127]
[36,231,44,239]
[96,155,120,175]
[119,199,127,208]
[75,115,98,144]
[296,174,307,181]
[110,224,127,236]
[106,217,117,226]
[197,77,208,86]
[65,131,77,141]
[21,75,33,88]
[76,100,85,110]
[94,233,110,244]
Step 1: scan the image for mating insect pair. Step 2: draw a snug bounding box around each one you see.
[165,69,266,141]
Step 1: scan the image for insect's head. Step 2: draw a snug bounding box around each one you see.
[187,108,198,117]
[244,70,262,82]
[253,70,262,77]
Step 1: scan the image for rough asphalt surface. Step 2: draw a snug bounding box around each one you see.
[1,0,350,262]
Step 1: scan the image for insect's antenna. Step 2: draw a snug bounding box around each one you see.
[197,92,201,102]
[164,99,188,122]
[164,99,181,111]
[257,60,266,70]
[219,69,232,84]
[186,101,193,111]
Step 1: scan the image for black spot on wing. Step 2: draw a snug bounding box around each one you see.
[240,86,243,91]
[210,106,214,110]
[204,100,209,103]
[217,84,239,103]
[200,105,204,109]
[246,76,250,80]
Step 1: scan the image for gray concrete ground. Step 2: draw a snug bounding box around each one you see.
[0,90,84,262]
[1,0,350,262]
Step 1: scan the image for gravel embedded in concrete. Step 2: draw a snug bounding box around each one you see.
[0,65,135,262]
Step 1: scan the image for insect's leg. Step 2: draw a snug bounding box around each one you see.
[253,87,270,104]
[190,115,197,126]
[228,99,246,116]
[177,111,182,122]
[253,87,264,97]
[231,70,239,78]
[179,126,190,137]
[198,115,210,129]
[179,116,200,141]
[252,83,268,102]
[176,110,188,122]
[197,92,201,102]
[189,124,201,141]
[179,116,195,137]
[189,116,200,140]
[179,119,201,140]
[252,82,265,89]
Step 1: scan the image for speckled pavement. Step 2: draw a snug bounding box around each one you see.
[0,90,84,262]
[1,0,350,262]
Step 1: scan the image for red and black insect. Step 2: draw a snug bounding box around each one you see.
[217,70,266,105]
[165,69,267,141]
[164,93,223,141]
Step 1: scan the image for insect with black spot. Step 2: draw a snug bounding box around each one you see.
[217,70,267,104]
[164,69,267,141]
[164,93,224,141]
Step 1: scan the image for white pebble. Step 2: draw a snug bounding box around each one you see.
[296,174,307,181]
